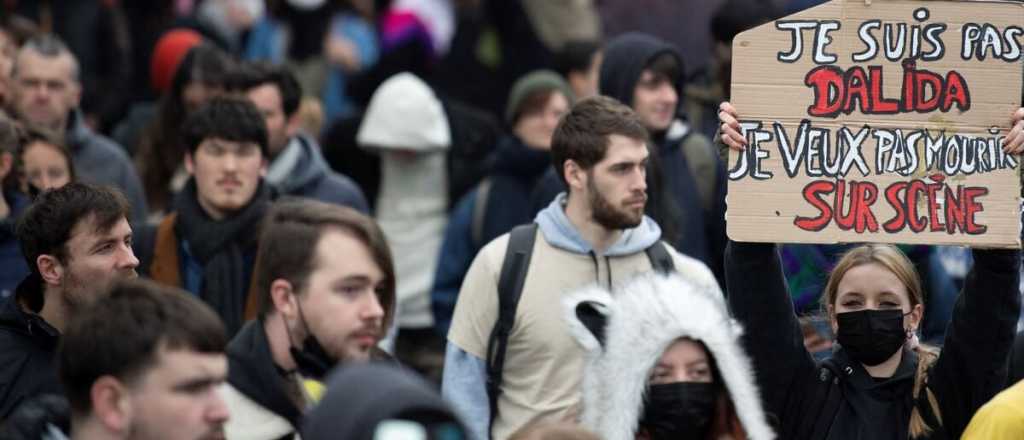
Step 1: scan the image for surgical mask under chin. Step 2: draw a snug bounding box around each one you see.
[286,301,336,380]
[835,309,909,367]
[639,382,716,440]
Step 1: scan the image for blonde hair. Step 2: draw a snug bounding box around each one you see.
[821,244,942,438]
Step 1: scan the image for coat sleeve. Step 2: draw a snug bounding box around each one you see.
[725,241,817,418]
[441,343,489,440]
[927,248,1021,438]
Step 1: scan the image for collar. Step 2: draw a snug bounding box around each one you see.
[266,137,303,185]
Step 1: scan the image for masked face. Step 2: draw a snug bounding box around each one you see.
[830,263,922,368]
[639,338,717,439]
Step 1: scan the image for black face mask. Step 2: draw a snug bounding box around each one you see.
[639,382,716,440]
[835,309,908,366]
[286,302,336,380]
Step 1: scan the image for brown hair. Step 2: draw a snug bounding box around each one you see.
[550,95,649,186]
[253,198,395,329]
[820,244,941,438]
[59,278,227,415]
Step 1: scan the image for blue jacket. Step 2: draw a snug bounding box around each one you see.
[430,136,550,335]
[0,190,30,300]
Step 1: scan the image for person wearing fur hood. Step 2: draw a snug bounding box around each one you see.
[564,273,775,440]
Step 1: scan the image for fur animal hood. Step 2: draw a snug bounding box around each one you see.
[564,273,775,440]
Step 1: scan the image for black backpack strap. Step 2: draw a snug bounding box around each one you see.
[645,240,675,274]
[807,358,846,439]
[485,223,538,432]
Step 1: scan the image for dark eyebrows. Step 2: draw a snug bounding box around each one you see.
[172,374,226,392]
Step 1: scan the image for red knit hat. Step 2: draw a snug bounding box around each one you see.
[149,29,203,94]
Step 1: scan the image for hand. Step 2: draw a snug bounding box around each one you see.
[1004,107,1024,154]
[718,101,747,151]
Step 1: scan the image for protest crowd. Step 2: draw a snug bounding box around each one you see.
[2,0,1024,439]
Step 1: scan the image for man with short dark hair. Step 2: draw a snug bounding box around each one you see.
[238,62,368,212]
[221,198,395,439]
[59,278,230,440]
[8,34,147,222]
[442,96,719,439]
[0,182,139,418]
[134,96,273,337]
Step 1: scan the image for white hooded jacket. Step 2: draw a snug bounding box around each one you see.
[564,274,775,440]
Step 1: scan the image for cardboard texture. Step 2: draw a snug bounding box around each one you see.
[728,0,1023,248]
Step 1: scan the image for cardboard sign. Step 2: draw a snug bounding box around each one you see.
[728,0,1023,248]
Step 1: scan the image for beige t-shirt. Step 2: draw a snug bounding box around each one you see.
[448,230,716,439]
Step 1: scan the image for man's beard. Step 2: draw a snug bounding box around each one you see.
[587,178,644,230]
[61,268,137,312]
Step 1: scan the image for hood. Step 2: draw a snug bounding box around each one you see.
[599,32,687,120]
[564,274,774,440]
[487,135,551,180]
[226,320,303,428]
[357,72,451,152]
[534,193,662,257]
[0,280,60,347]
[266,134,329,193]
[302,363,465,440]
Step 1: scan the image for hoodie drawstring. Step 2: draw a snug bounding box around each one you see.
[588,252,614,289]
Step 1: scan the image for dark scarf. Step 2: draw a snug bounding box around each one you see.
[174,179,271,335]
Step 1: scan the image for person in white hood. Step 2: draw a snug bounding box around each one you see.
[356,72,450,334]
[565,273,775,440]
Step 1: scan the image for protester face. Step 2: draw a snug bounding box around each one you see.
[631,69,677,132]
[515,92,570,150]
[584,134,648,229]
[246,83,292,157]
[829,262,923,366]
[123,348,229,440]
[640,338,718,440]
[57,216,139,309]
[11,50,80,130]
[295,228,386,363]
[185,138,266,220]
[21,140,72,192]
[649,338,713,385]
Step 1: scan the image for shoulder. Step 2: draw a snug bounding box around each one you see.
[80,132,132,163]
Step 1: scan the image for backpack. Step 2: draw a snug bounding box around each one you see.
[483,223,676,430]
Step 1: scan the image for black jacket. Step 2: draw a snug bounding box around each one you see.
[0,278,62,419]
[226,319,303,432]
[725,242,1020,440]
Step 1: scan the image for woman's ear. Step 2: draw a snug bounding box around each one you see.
[907,303,924,333]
